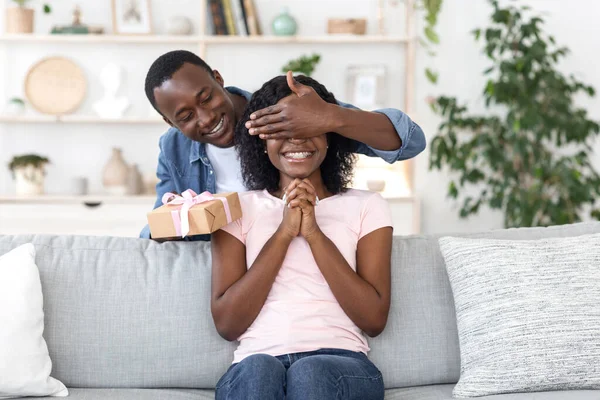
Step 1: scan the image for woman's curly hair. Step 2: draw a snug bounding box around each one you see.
[235,75,356,194]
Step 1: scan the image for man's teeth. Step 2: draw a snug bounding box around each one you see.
[209,118,224,134]
[285,152,313,159]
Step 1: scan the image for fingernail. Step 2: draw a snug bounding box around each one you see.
[282,194,287,202]
[250,114,256,120]
[245,122,251,128]
[288,203,291,208]
[249,129,255,134]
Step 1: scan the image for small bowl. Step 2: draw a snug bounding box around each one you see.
[367,179,386,192]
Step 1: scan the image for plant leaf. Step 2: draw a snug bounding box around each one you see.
[425,68,439,84]
[424,26,440,44]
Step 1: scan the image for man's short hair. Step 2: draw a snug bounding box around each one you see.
[144,50,213,114]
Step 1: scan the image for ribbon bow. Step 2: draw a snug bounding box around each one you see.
[162,189,232,238]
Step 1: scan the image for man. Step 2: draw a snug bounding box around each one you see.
[140,50,426,240]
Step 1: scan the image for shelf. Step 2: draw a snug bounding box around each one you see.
[204,35,408,44]
[0,34,201,44]
[0,34,409,45]
[0,194,156,205]
[0,115,166,124]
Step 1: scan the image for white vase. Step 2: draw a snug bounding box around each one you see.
[14,166,45,196]
[102,148,128,195]
[166,16,193,35]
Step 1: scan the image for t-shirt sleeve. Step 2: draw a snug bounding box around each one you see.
[218,193,249,244]
[359,192,393,240]
[219,218,245,244]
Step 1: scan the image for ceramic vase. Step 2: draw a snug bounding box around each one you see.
[272,8,297,36]
[102,148,128,195]
[14,165,45,196]
[126,164,144,195]
[166,16,193,35]
[6,7,34,34]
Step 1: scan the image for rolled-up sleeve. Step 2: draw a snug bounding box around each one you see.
[371,108,426,163]
[336,100,426,164]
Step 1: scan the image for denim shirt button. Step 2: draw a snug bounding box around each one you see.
[209,170,213,174]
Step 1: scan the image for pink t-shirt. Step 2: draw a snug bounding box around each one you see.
[220,188,392,363]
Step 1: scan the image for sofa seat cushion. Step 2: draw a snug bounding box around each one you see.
[27,388,214,399]
[384,385,600,399]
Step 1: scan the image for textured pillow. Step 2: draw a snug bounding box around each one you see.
[0,244,68,399]
[439,233,600,398]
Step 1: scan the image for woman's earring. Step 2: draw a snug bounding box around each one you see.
[264,149,267,154]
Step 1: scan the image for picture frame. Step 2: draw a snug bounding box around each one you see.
[112,0,153,35]
[345,65,387,110]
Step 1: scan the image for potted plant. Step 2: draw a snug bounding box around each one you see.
[8,154,50,196]
[6,1,52,34]
[429,0,600,227]
[281,54,321,77]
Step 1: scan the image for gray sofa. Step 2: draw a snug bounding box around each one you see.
[1,222,599,400]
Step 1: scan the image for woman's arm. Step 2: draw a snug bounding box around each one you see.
[210,207,301,341]
[306,227,393,337]
[286,180,393,338]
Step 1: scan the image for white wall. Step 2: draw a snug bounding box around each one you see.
[1,0,599,234]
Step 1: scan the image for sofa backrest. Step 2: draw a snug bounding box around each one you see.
[1,222,599,389]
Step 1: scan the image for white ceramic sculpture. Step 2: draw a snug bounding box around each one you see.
[93,63,130,119]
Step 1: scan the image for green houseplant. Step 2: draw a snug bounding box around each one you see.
[8,154,50,196]
[281,54,321,77]
[419,0,443,85]
[429,0,600,227]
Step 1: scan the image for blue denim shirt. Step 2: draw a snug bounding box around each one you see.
[140,86,426,240]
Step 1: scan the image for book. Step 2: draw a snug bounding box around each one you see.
[243,0,260,36]
[231,0,248,36]
[206,1,215,35]
[238,0,250,36]
[209,0,228,35]
[221,0,237,36]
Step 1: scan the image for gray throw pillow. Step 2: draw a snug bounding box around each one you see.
[439,233,600,398]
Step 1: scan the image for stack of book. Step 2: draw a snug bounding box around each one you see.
[207,0,262,36]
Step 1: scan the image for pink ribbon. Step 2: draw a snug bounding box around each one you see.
[162,189,232,238]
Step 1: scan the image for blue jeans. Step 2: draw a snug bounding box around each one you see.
[215,348,384,400]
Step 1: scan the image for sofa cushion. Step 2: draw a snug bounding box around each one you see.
[384,385,600,400]
[439,234,600,397]
[0,235,236,389]
[0,243,68,398]
[366,222,600,389]
[27,388,213,399]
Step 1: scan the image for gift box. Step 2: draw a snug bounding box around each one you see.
[147,190,242,239]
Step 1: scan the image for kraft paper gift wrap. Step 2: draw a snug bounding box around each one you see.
[147,190,242,239]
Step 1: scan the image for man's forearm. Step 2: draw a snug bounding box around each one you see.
[328,103,402,151]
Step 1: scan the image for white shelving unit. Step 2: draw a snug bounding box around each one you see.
[0,0,420,236]
[0,33,408,44]
[0,115,165,124]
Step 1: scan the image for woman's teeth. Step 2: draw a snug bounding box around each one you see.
[285,152,313,159]
[207,118,224,135]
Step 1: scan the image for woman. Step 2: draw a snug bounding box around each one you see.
[211,75,393,400]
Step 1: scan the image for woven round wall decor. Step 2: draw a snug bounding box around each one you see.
[24,57,87,115]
